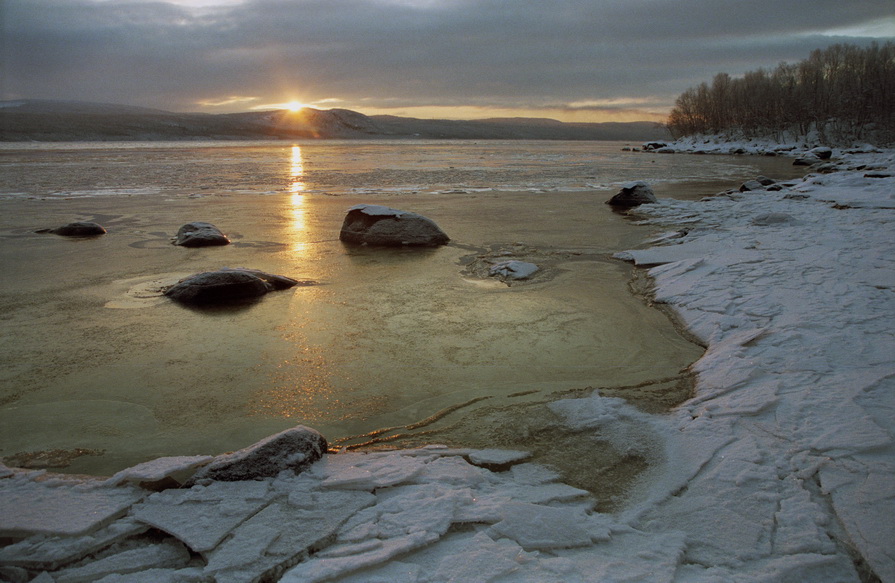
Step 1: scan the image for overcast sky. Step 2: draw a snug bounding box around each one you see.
[2,0,893,122]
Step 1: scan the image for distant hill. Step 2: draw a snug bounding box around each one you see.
[0,100,670,142]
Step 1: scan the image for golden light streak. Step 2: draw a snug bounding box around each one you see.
[288,145,307,254]
[289,145,305,193]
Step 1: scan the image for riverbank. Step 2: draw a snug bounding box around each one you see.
[1,144,892,582]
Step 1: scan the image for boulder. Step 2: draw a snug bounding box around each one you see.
[223,267,300,290]
[793,158,815,167]
[642,142,667,151]
[50,221,106,237]
[339,204,450,246]
[188,426,327,483]
[174,222,230,247]
[739,180,765,192]
[164,268,298,305]
[489,260,539,281]
[606,181,657,208]
[809,146,833,160]
[755,176,776,186]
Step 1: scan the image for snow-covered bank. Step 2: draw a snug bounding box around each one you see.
[655,133,886,157]
[611,145,895,582]
[1,147,893,582]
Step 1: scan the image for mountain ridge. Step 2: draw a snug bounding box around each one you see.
[0,99,670,142]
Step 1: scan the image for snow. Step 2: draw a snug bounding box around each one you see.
[103,455,213,486]
[346,204,406,217]
[0,143,892,582]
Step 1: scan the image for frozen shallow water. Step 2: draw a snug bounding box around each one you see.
[0,140,802,484]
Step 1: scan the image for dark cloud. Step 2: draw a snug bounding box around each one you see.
[2,0,892,119]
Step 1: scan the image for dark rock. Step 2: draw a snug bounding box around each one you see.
[225,267,300,290]
[164,268,297,305]
[174,222,230,247]
[864,172,892,178]
[809,147,833,160]
[606,181,658,208]
[50,221,106,237]
[188,426,327,483]
[755,176,776,186]
[816,163,840,174]
[339,204,450,246]
[793,158,815,167]
[739,180,765,192]
[642,142,667,151]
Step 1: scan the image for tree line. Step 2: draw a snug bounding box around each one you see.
[666,42,895,145]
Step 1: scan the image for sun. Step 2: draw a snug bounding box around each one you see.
[285,101,306,112]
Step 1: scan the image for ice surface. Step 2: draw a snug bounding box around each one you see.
[103,455,213,486]
[0,517,148,570]
[131,481,271,552]
[51,540,190,583]
[3,144,892,582]
[467,448,531,467]
[0,475,144,538]
[488,502,596,550]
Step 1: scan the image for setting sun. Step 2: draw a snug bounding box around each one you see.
[285,101,306,112]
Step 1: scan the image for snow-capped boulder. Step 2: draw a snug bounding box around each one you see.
[188,425,328,483]
[606,181,658,208]
[164,268,298,305]
[173,221,230,247]
[339,204,450,246]
[50,221,106,237]
[739,180,765,192]
[809,146,833,160]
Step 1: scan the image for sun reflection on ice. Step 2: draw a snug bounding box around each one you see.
[289,145,308,253]
[290,145,305,193]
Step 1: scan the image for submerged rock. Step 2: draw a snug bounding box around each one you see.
[751,213,796,226]
[188,426,327,483]
[489,260,539,281]
[163,268,298,305]
[173,222,230,247]
[606,181,657,208]
[339,204,450,246]
[50,221,106,237]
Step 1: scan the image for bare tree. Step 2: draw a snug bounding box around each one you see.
[666,42,895,146]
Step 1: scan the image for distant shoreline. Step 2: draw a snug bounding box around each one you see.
[0,99,671,143]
